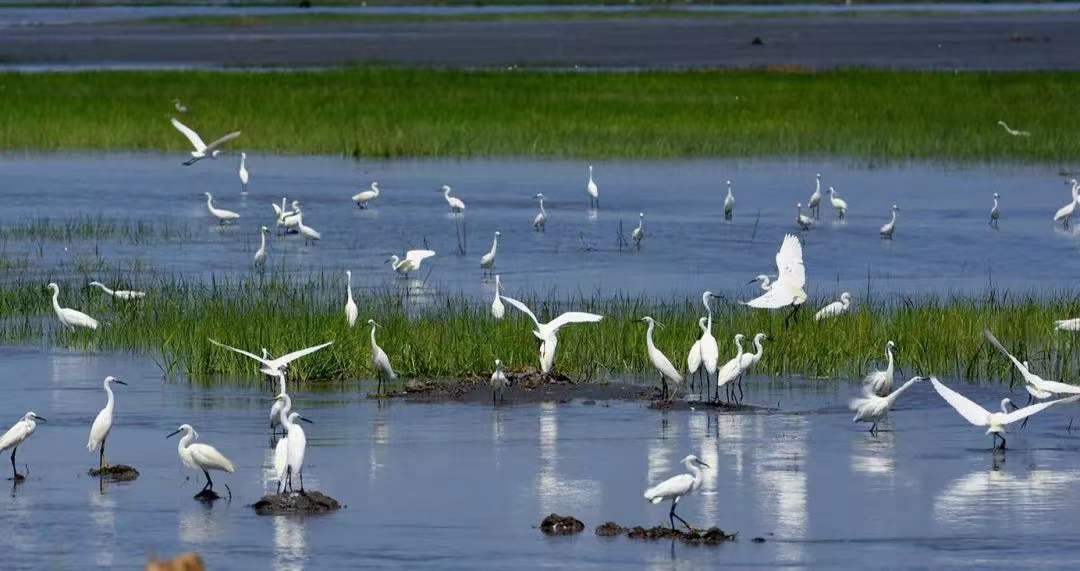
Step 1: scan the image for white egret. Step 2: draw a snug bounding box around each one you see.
[723,180,734,221]
[989,193,1000,229]
[632,212,645,249]
[1055,318,1080,331]
[480,231,500,275]
[828,186,848,220]
[742,234,807,325]
[273,393,311,494]
[715,333,745,403]
[929,377,1078,449]
[997,120,1030,137]
[796,202,814,231]
[499,295,603,374]
[281,200,302,234]
[1053,179,1078,229]
[686,318,706,387]
[490,359,510,406]
[345,270,358,327]
[850,376,924,434]
[491,275,505,319]
[48,282,98,330]
[254,225,269,268]
[984,328,1080,407]
[808,172,822,218]
[207,338,333,381]
[440,185,465,213]
[294,208,321,245]
[238,152,249,193]
[815,292,852,322]
[368,319,397,395]
[533,193,547,231]
[173,98,188,113]
[269,373,290,436]
[0,412,45,480]
[170,118,240,166]
[880,204,899,239]
[352,181,380,209]
[167,424,235,494]
[644,454,710,531]
[586,165,599,208]
[87,376,128,471]
[204,192,239,225]
[748,275,774,291]
[389,249,436,276]
[733,332,767,402]
[88,281,146,300]
[864,340,896,397]
[698,291,721,394]
[642,316,683,401]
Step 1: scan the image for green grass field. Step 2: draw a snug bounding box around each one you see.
[0,68,1075,161]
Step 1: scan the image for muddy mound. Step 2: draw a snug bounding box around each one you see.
[89,465,139,482]
[252,491,341,515]
[625,525,736,545]
[193,489,227,502]
[595,522,626,537]
[648,399,760,412]
[539,513,584,535]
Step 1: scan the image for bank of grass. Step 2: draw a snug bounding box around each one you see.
[3,275,1080,384]
[0,216,193,243]
[0,68,1078,161]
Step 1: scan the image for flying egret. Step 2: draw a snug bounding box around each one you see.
[586,165,599,208]
[632,213,645,249]
[499,295,603,374]
[87,376,128,471]
[0,412,45,480]
[88,281,145,300]
[490,359,510,406]
[47,282,98,331]
[929,377,1078,449]
[491,275,505,319]
[1055,318,1080,331]
[815,292,852,322]
[828,186,848,220]
[1054,179,1078,229]
[997,120,1030,137]
[167,424,235,494]
[989,193,1000,229]
[808,173,822,218]
[642,316,683,401]
[387,250,434,278]
[864,341,897,397]
[173,98,188,113]
[207,338,333,381]
[723,180,735,221]
[204,192,239,225]
[533,193,547,231]
[440,185,465,213]
[686,317,706,390]
[254,226,269,268]
[880,204,899,239]
[273,393,311,494]
[345,270,358,327]
[238,152,249,193]
[643,454,710,531]
[796,202,814,231]
[352,182,380,209]
[734,332,767,402]
[715,334,745,403]
[170,118,240,166]
[480,231,500,275]
[983,328,1080,410]
[748,275,774,291]
[368,319,397,395]
[742,234,807,326]
[294,208,321,245]
[850,376,924,434]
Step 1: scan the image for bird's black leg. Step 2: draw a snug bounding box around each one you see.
[736,375,745,403]
[1021,395,1034,429]
[10,447,17,479]
[299,469,305,494]
[100,441,106,470]
[202,468,213,492]
[668,502,677,531]
[661,377,668,401]
[869,422,877,434]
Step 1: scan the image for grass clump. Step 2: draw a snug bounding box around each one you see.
[0,216,192,244]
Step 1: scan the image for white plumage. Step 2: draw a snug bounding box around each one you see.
[204,192,239,224]
[699,292,720,377]
[737,332,767,372]
[1055,318,1080,331]
[815,292,851,322]
[863,340,896,397]
[352,181,381,208]
[989,192,1000,228]
[171,118,240,166]
[828,186,848,220]
[686,318,706,378]
[807,172,822,218]
[345,270,358,327]
[997,120,1030,137]
[168,424,235,493]
[368,319,397,395]
[441,185,465,212]
[879,204,899,239]
[88,281,146,300]
[273,393,309,493]
[850,376,923,433]
[532,193,547,231]
[715,334,745,401]
[490,359,510,405]
[480,231,500,271]
[389,249,436,276]
[723,180,734,221]
[632,212,645,247]
[1054,179,1078,228]
[254,226,269,267]
[238,152,249,192]
[48,282,99,330]
[294,208,321,244]
[984,328,1080,401]
[586,165,599,207]
[796,202,814,231]
[499,295,603,374]
[87,376,127,470]
[491,275,505,320]
[642,316,683,401]
[742,234,807,312]
[0,411,45,480]
[208,338,333,380]
[643,454,710,531]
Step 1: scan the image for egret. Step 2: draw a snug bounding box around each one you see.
[269,373,290,436]
[440,185,465,213]
[715,334,745,403]
[723,180,735,221]
[698,291,721,395]
[642,316,683,401]
[828,186,848,220]
[48,282,98,331]
[294,208,321,245]
[170,118,240,166]
[814,292,852,322]
[864,340,896,397]
[1053,179,1078,229]
[490,359,510,406]
[499,295,603,374]
[491,275,505,319]
[929,377,1078,449]
[880,204,899,239]
[748,275,774,291]
[808,172,822,218]
[352,182,380,209]
[686,317,706,389]
[281,200,302,234]
[480,231,500,275]
[742,234,807,326]
[167,424,235,494]
[88,281,146,300]
[368,319,397,395]
[207,338,333,381]
[345,270,358,327]
[254,225,269,268]
[238,152,249,193]
[389,249,436,277]
[173,98,188,113]
[643,454,710,531]
[796,202,814,231]
[734,332,767,402]
[533,193,547,231]
[273,393,311,494]
[1055,318,1080,331]
[586,165,599,208]
[87,376,127,471]
[989,193,1000,229]
[997,120,1030,137]
[983,328,1080,409]
[204,192,239,225]
[0,412,45,480]
[850,376,924,434]
[632,212,645,249]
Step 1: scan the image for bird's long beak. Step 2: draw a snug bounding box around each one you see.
[166,429,181,439]
[35,416,47,423]
[746,279,757,285]
[698,461,711,468]
[299,417,314,424]
[114,380,128,386]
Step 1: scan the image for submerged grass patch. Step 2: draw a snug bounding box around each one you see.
[0,216,193,244]
[1,68,1078,161]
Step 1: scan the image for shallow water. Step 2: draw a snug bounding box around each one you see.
[1,153,1075,300]
[1,346,1080,569]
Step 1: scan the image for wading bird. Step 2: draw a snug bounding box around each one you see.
[880,204,899,239]
[533,193,547,231]
[480,231,500,275]
[828,186,848,220]
[294,208,321,245]
[697,291,721,395]
[796,202,814,231]
[352,181,380,209]
[87,376,127,471]
[930,377,1078,449]
[204,192,239,225]
[254,226,269,268]
[88,281,145,300]
[642,316,683,401]
[440,185,465,213]
[491,275,505,319]
[997,120,1030,137]
[499,295,603,374]
[273,394,311,494]
[742,234,807,326]
[864,340,896,397]
[368,319,397,395]
[815,292,851,322]
[388,249,436,277]
[167,424,235,495]
[990,193,1000,229]
[808,173,822,218]
[269,374,290,436]
[715,334,745,403]
[207,338,333,382]
[170,118,240,166]
[490,359,510,406]
[851,376,924,434]
[748,275,774,291]
[1054,180,1079,229]
[734,332,767,401]
[48,282,99,331]
[686,317,707,390]
[238,152,249,193]
[632,212,645,249]
[1055,318,1080,331]
[173,98,188,113]
[723,180,735,221]
[644,454,710,531]
[983,328,1080,423]
[586,165,599,208]
[345,270,358,327]
[0,412,45,480]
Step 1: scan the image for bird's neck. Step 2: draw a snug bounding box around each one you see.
[259,232,266,249]
[104,383,115,409]
[179,431,194,451]
[50,288,62,314]
[885,347,894,371]
[734,339,743,356]
[686,462,703,487]
[645,322,656,347]
[370,326,378,349]
[752,338,764,357]
[886,378,918,404]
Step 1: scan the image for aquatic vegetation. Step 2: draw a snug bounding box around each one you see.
[0,216,193,244]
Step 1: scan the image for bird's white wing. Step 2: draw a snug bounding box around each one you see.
[742,287,790,309]
[815,301,842,321]
[170,118,207,151]
[644,473,694,502]
[0,421,29,452]
[1055,318,1080,331]
[499,295,541,329]
[546,311,604,334]
[1032,379,1080,395]
[189,443,235,473]
[1003,395,1080,424]
[982,328,1028,374]
[205,131,241,152]
[929,377,990,426]
[271,341,334,368]
[208,338,273,369]
[687,340,702,372]
[773,234,805,290]
[404,250,436,265]
[272,203,283,217]
[273,437,288,482]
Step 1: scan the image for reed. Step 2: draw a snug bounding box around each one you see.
[0,216,193,243]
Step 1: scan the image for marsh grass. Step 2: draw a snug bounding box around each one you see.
[0,216,193,244]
